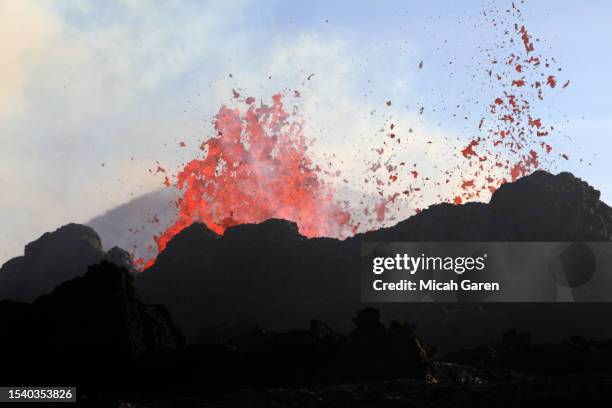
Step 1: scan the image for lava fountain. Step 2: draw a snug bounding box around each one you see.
[137,94,353,268]
[136,2,569,269]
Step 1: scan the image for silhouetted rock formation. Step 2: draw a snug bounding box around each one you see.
[33,261,184,355]
[0,261,183,387]
[366,171,610,241]
[3,255,612,405]
[136,171,612,350]
[0,224,134,302]
[2,171,611,356]
[0,280,434,396]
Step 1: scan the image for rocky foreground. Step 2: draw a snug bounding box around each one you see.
[122,375,612,407]
[135,170,612,350]
[3,261,612,407]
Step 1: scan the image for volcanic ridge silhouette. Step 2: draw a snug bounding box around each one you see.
[1,170,612,406]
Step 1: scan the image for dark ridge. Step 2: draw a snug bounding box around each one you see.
[364,171,610,241]
[0,260,184,387]
[135,171,611,350]
[223,218,303,241]
[157,222,219,260]
[1,171,610,352]
[0,223,134,302]
[0,171,611,404]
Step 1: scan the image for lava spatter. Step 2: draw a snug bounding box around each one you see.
[140,94,353,268]
[135,1,570,269]
[451,2,570,204]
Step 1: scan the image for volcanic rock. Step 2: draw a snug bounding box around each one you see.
[135,171,612,351]
[0,260,184,386]
[366,170,610,241]
[0,223,133,302]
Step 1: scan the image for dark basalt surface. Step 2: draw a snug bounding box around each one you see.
[135,171,612,350]
[5,261,612,407]
[0,260,432,401]
[0,261,184,388]
[0,223,134,302]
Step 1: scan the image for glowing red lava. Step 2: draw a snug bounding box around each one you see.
[137,94,352,268]
[135,2,569,269]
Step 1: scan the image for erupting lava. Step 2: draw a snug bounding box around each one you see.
[136,95,352,268]
[446,1,569,203]
[135,2,570,269]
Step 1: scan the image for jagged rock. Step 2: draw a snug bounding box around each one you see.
[32,261,183,355]
[0,224,135,302]
[105,246,135,272]
[2,171,611,358]
[131,312,430,394]
[0,261,184,385]
[136,218,331,335]
[136,171,612,352]
[490,171,609,241]
[366,171,611,241]
[0,224,105,302]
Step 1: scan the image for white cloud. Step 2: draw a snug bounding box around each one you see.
[0,0,259,262]
[0,0,61,120]
[0,0,468,263]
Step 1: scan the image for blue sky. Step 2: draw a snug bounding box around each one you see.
[268,0,612,191]
[1,0,611,263]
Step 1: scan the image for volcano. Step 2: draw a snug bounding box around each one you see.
[134,170,611,351]
[129,8,572,271]
[3,170,610,352]
[1,169,611,404]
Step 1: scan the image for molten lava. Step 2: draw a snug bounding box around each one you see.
[138,94,352,268]
[135,2,570,269]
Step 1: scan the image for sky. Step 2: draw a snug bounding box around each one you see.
[1,0,611,264]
